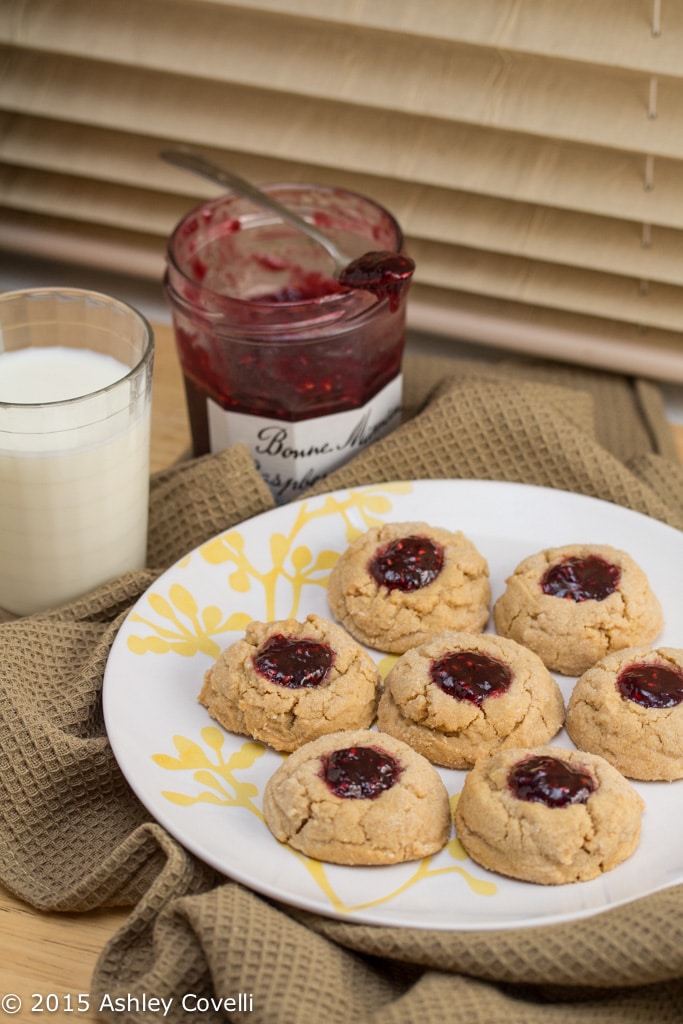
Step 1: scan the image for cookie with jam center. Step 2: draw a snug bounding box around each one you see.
[566,646,683,780]
[493,543,662,675]
[454,745,645,885]
[377,631,565,769]
[263,729,450,865]
[198,614,380,752]
[327,521,490,654]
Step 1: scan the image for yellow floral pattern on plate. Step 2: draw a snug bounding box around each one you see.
[126,482,412,657]
[127,585,250,658]
[154,729,497,914]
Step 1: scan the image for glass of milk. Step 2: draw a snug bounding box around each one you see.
[0,288,154,616]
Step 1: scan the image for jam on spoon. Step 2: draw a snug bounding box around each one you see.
[253,634,333,689]
[337,251,416,311]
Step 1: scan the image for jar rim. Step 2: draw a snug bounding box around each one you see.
[165,182,405,320]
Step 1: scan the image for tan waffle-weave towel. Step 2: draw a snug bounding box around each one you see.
[2,353,683,1023]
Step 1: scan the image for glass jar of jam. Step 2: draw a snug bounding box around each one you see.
[164,184,411,503]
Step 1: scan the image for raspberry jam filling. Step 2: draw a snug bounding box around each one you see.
[541,555,621,602]
[431,651,512,706]
[617,661,683,709]
[508,755,596,808]
[253,634,333,688]
[369,535,444,592]
[322,745,401,799]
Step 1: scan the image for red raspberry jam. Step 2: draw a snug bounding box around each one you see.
[508,755,595,807]
[369,535,444,592]
[541,555,621,602]
[617,661,683,709]
[322,745,401,799]
[338,251,416,312]
[253,634,333,688]
[430,651,512,706]
[178,323,403,456]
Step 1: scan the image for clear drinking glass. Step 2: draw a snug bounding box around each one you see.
[0,288,154,615]
[165,184,410,503]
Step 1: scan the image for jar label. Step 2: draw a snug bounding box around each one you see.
[207,374,402,503]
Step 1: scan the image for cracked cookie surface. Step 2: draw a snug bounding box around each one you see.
[327,521,490,654]
[566,646,683,780]
[454,745,645,885]
[493,543,663,675]
[377,631,565,769]
[263,729,451,864]
[198,615,380,752]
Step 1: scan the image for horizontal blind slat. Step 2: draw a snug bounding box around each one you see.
[2,33,683,161]
[172,0,682,78]
[2,114,681,233]
[3,160,683,289]
[0,208,164,278]
[409,242,683,334]
[408,285,683,381]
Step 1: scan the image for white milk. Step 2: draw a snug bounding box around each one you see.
[0,346,129,403]
[0,347,151,615]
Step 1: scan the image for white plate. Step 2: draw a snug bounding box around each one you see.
[103,480,683,930]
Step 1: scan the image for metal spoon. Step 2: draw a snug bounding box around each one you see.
[160,146,415,298]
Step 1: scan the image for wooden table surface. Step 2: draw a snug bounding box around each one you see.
[1,323,682,1020]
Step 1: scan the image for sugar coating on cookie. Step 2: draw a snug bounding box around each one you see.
[566,646,683,780]
[454,745,645,885]
[377,631,565,769]
[263,729,451,865]
[493,543,663,676]
[327,521,490,654]
[198,615,380,752]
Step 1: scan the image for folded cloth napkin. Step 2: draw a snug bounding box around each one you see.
[2,353,683,1024]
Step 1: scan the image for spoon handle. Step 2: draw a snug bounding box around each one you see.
[160,146,346,268]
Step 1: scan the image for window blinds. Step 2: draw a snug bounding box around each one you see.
[1,0,682,379]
